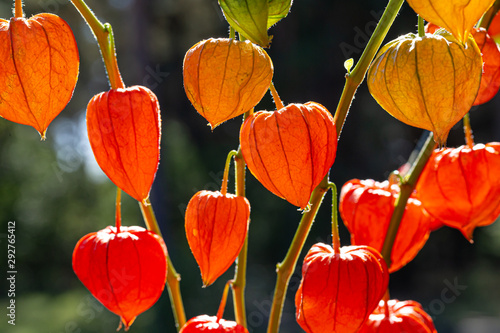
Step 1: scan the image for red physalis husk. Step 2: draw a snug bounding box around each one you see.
[490,11,500,43]
[358,299,437,333]
[86,85,161,203]
[295,243,389,333]
[72,225,168,330]
[339,179,435,272]
[471,28,500,105]
[179,315,248,332]
[416,143,500,241]
[240,102,337,209]
[185,190,250,286]
[0,13,79,138]
[426,24,500,106]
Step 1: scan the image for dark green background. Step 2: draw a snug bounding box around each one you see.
[1,0,499,332]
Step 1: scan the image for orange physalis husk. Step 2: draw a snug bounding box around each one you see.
[72,226,168,330]
[368,31,483,146]
[86,85,161,203]
[406,0,496,44]
[358,299,437,333]
[426,24,500,106]
[415,143,500,241]
[240,102,337,209]
[180,315,249,332]
[183,38,273,129]
[295,243,389,333]
[185,190,250,286]
[339,179,434,273]
[0,13,79,138]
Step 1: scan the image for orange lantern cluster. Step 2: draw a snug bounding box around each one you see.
[295,243,389,333]
[72,226,168,330]
[240,102,337,209]
[415,143,500,241]
[340,179,434,272]
[185,190,250,286]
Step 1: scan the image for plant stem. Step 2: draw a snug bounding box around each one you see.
[221,150,238,195]
[266,1,404,332]
[104,24,125,89]
[267,177,330,333]
[463,113,475,148]
[14,0,22,18]
[115,188,122,231]
[418,15,425,37]
[140,199,186,331]
[382,289,390,315]
[270,82,285,110]
[333,0,404,136]
[232,144,248,328]
[329,183,340,253]
[380,132,436,268]
[69,0,125,90]
[216,280,233,321]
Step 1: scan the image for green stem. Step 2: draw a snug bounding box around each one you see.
[140,199,187,331]
[329,183,340,253]
[463,113,474,148]
[380,132,436,268]
[221,150,238,195]
[232,143,248,328]
[389,170,404,184]
[270,82,285,110]
[418,15,425,37]
[216,280,233,321]
[478,0,500,30]
[69,0,125,89]
[115,188,122,231]
[267,177,330,333]
[333,0,404,136]
[166,256,185,330]
[104,24,125,89]
[14,0,22,18]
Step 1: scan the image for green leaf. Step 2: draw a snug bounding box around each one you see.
[219,0,271,47]
[267,0,293,28]
[344,58,354,74]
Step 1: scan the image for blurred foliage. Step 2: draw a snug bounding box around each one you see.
[0,0,499,332]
